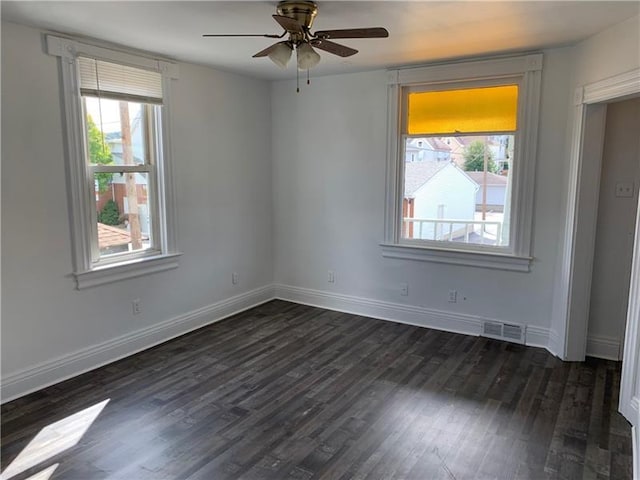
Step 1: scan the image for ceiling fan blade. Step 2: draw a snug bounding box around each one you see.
[272,14,304,34]
[252,41,290,58]
[203,33,282,38]
[310,39,358,57]
[313,27,389,39]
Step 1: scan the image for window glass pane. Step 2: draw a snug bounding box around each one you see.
[402,135,513,247]
[84,97,147,167]
[95,172,153,257]
[407,85,518,135]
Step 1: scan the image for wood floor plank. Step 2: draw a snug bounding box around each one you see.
[1,300,633,480]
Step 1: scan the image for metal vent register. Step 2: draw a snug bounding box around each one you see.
[482,321,526,344]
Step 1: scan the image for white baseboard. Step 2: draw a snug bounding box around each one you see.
[527,326,551,349]
[586,334,621,360]
[1,285,276,404]
[633,425,639,480]
[546,329,562,358]
[632,397,639,480]
[273,284,550,350]
[2,284,557,404]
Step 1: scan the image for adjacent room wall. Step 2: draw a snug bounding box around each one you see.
[1,21,274,401]
[271,47,574,339]
[588,98,640,359]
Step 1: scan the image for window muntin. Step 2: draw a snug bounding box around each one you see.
[399,82,519,253]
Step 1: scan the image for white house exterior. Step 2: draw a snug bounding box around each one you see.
[404,161,478,240]
[105,109,145,165]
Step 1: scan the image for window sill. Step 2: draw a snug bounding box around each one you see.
[74,252,182,289]
[380,243,532,272]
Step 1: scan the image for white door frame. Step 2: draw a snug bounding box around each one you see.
[556,68,640,363]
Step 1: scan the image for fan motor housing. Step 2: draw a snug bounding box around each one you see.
[277,1,318,30]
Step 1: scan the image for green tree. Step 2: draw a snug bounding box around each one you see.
[462,140,499,173]
[98,199,120,225]
[87,115,113,193]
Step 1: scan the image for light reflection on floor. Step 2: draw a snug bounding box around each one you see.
[1,399,109,480]
[21,464,58,480]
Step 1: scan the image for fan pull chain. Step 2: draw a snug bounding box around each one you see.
[307,69,310,85]
[296,45,300,93]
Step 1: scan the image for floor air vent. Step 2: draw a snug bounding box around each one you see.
[482,321,526,344]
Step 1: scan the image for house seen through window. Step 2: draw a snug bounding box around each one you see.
[401,85,517,248]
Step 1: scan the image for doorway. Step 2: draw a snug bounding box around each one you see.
[558,68,640,442]
[587,98,640,360]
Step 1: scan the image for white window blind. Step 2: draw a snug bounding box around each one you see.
[78,57,163,104]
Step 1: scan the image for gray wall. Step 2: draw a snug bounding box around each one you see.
[271,49,573,329]
[1,21,273,391]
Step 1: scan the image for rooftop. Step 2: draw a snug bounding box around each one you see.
[465,171,509,187]
[404,161,449,198]
[98,222,131,248]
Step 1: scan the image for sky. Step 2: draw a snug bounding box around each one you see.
[85,97,142,134]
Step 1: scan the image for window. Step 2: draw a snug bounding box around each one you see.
[47,36,180,288]
[383,54,542,271]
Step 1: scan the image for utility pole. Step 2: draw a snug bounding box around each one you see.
[482,137,488,221]
[119,102,142,250]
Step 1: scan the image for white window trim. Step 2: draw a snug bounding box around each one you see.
[47,35,181,289]
[382,53,542,272]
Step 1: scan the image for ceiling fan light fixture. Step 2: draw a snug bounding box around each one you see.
[204,0,389,84]
[268,42,293,68]
[297,41,321,70]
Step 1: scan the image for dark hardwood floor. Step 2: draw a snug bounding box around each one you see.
[1,301,633,480]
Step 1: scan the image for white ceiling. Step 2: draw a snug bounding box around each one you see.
[2,1,639,80]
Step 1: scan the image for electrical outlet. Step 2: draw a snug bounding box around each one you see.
[328,270,335,283]
[232,272,239,285]
[615,182,634,198]
[132,299,141,315]
[448,290,457,303]
[400,283,409,296]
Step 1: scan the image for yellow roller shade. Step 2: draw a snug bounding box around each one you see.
[407,85,518,135]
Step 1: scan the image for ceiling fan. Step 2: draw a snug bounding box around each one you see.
[203,1,389,75]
